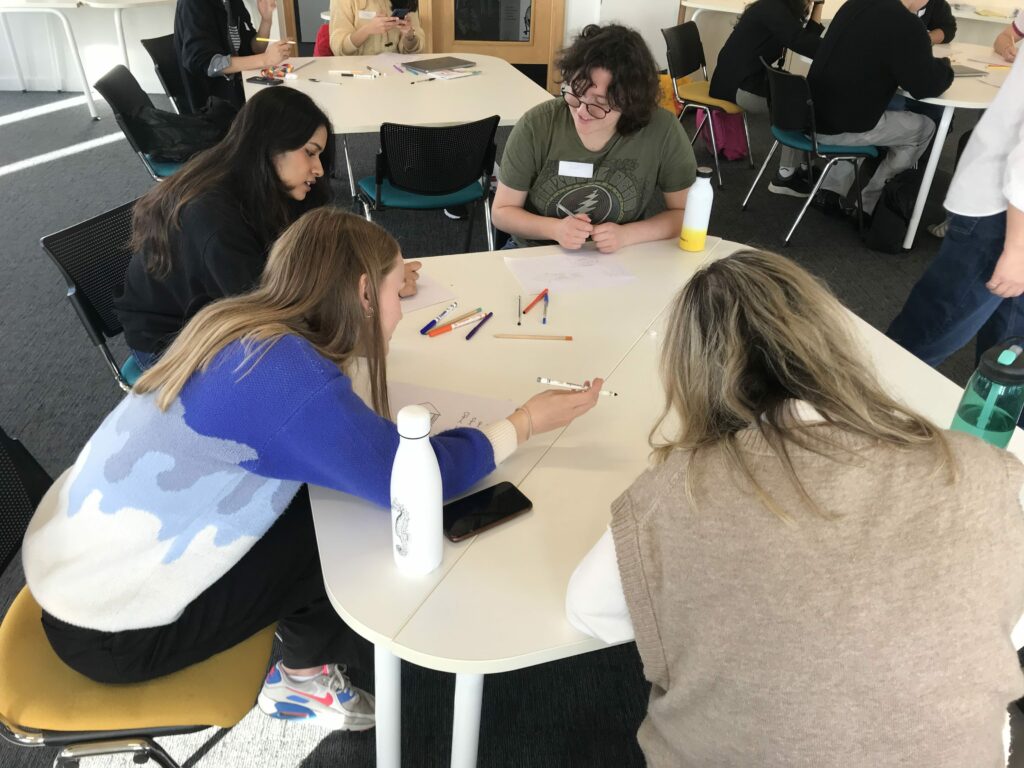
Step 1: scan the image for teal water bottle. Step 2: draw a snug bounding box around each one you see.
[950,338,1024,448]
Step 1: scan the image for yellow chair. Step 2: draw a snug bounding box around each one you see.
[662,21,755,188]
[0,427,276,768]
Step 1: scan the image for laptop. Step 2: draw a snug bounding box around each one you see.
[402,56,476,72]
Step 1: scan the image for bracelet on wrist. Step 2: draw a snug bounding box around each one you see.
[514,406,534,441]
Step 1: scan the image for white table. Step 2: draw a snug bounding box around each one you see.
[309,236,1022,768]
[681,0,1015,24]
[242,54,552,196]
[904,41,1004,248]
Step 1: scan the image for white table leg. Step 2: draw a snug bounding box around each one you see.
[374,645,401,768]
[0,13,27,91]
[49,9,100,120]
[113,7,128,68]
[450,673,484,768]
[902,104,953,250]
[343,135,357,198]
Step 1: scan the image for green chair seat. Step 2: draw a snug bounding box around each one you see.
[771,127,879,158]
[120,355,143,386]
[357,176,484,210]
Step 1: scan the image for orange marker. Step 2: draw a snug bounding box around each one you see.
[523,288,549,314]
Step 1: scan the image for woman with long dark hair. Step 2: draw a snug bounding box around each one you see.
[114,86,419,367]
[709,0,825,197]
[492,24,696,253]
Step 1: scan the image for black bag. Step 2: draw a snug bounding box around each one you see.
[865,168,923,254]
[128,97,238,163]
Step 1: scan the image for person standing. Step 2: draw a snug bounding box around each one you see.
[887,41,1024,367]
[807,0,953,217]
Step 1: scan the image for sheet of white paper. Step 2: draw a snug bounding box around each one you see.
[503,250,637,293]
[388,382,515,435]
[400,272,457,314]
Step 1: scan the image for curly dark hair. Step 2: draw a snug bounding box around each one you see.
[556,24,660,136]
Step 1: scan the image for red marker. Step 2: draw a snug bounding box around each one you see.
[523,288,549,314]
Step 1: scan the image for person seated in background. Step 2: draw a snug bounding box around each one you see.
[807,0,953,218]
[26,208,603,729]
[566,248,1024,768]
[113,87,420,369]
[330,0,424,55]
[994,11,1023,61]
[174,0,291,111]
[492,24,696,253]
[709,0,826,198]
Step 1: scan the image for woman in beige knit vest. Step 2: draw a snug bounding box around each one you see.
[566,249,1024,767]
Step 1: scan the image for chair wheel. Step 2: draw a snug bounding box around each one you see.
[133,755,150,764]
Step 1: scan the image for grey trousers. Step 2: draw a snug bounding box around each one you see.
[735,89,803,169]
[816,110,935,214]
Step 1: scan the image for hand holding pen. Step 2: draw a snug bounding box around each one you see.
[511,378,605,443]
[554,202,592,250]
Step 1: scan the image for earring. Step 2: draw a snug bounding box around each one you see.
[365,307,375,319]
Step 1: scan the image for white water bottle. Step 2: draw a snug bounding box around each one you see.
[390,405,443,577]
[679,167,714,252]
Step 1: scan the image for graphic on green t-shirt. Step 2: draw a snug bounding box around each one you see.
[532,158,643,224]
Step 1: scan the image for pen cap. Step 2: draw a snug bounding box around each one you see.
[396,404,432,439]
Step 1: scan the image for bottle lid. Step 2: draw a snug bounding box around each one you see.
[696,166,713,179]
[979,337,1024,385]
[396,404,432,439]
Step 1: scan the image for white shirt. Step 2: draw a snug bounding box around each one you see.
[944,17,1024,217]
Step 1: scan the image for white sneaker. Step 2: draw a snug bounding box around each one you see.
[928,218,950,238]
[257,662,375,731]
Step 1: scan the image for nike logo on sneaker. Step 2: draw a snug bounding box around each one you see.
[287,688,333,706]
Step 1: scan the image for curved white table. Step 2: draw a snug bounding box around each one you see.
[241,53,552,196]
[310,236,1022,767]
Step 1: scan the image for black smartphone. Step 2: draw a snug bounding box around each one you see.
[443,482,532,542]
[392,7,411,18]
[246,75,284,86]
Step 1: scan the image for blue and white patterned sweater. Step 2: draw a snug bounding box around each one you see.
[23,335,509,631]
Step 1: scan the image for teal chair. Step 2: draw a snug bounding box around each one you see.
[40,200,144,392]
[742,61,879,244]
[357,115,500,252]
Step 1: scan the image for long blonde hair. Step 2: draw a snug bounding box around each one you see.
[651,249,952,518]
[134,208,399,417]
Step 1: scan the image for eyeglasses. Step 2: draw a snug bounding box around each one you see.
[561,87,613,119]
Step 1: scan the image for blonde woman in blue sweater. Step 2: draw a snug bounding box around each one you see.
[24,209,601,730]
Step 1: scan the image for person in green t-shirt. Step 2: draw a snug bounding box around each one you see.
[493,24,697,252]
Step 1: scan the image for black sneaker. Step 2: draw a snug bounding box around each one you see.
[811,189,856,218]
[768,172,813,198]
[444,205,468,220]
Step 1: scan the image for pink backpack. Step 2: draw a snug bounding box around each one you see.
[695,111,749,161]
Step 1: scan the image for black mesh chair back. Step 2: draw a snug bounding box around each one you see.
[378,115,500,195]
[93,66,153,159]
[141,35,190,115]
[40,200,138,390]
[764,62,818,144]
[0,427,51,576]
[662,22,707,81]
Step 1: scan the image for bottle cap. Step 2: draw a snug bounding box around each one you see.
[396,404,432,439]
[696,166,713,179]
[979,338,1024,386]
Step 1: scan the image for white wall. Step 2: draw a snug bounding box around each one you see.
[0,0,279,95]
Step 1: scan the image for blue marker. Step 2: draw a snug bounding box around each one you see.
[542,293,549,325]
[420,300,459,335]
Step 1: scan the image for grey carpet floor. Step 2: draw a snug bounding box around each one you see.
[0,89,1009,767]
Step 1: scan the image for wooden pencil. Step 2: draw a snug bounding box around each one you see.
[493,333,573,341]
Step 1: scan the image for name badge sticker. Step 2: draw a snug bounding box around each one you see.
[358,9,376,19]
[558,161,594,179]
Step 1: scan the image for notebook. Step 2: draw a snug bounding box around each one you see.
[402,56,476,72]
[952,64,987,77]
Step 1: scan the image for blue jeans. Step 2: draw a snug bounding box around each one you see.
[886,212,1022,367]
[130,348,160,370]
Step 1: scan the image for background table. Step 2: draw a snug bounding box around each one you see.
[310,236,1021,767]
[242,53,552,195]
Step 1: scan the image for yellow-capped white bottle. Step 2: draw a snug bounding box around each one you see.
[679,167,714,252]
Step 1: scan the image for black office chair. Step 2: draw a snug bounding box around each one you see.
[741,62,879,244]
[0,426,277,768]
[141,35,191,115]
[356,115,500,252]
[662,22,754,188]
[93,65,181,181]
[40,200,143,392]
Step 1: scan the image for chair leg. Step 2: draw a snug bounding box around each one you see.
[784,157,839,244]
[483,195,495,251]
[702,108,723,188]
[741,112,755,169]
[53,737,181,768]
[742,140,778,210]
[679,104,702,147]
[853,158,865,233]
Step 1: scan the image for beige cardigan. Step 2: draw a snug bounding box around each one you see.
[612,427,1024,767]
[329,0,425,56]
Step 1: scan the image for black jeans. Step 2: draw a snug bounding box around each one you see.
[42,487,371,684]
